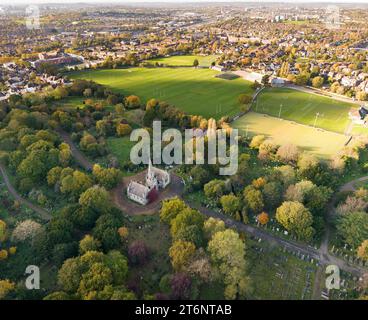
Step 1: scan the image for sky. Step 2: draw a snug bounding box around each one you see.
[5,0,368,4]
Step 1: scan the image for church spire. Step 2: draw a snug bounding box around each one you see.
[148,157,152,176]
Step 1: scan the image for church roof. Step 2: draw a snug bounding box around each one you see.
[128,181,149,198]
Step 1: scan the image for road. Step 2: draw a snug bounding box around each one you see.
[0,164,51,221]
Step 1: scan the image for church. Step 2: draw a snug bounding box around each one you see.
[127,161,170,205]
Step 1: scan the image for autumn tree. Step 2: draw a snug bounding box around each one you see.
[79,186,110,213]
[336,212,368,248]
[160,197,187,224]
[243,186,264,214]
[358,240,368,261]
[116,123,132,137]
[0,220,7,242]
[11,219,43,243]
[312,76,324,88]
[92,164,121,189]
[79,235,101,254]
[169,240,196,271]
[276,201,314,241]
[128,240,149,265]
[276,143,300,163]
[208,229,249,300]
[204,179,226,201]
[257,212,269,226]
[220,194,242,216]
[238,94,252,105]
[170,273,192,300]
[170,208,204,246]
[125,95,141,109]
[0,280,15,300]
[203,217,225,240]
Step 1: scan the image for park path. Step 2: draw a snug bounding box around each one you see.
[56,129,93,171]
[0,164,51,221]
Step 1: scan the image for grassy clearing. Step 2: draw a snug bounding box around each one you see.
[233,112,349,159]
[106,136,135,166]
[146,55,218,67]
[255,87,357,133]
[69,68,254,119]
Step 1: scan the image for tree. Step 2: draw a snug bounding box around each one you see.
[60,170,93,198]
[250,135,265,149]
[275,165,296,186]
[243,186,264,214]
[128,240,149,265]
[92,164,121,189]
[170,273,192,300]
[257,212,269,225]
[79,235,101,254]
[11,219,43,243]
[169,240,196,271]
[160,197,187,224]
[208,229,249,300]
[304,186,332,215]
[336,212,368,248]
[261,74,270,86]
[105,250,129,284]
[118,227,129,242]
[0,220,7,242]
[220,194,241,216]
[204,179,226,201]
[203,217,225,240]
[312,76,324,88]
[262,182,283,209]
[44,291,71,300]
[170,208,204,242]
[107,94,119,105]
[116,123,132,137]
[285,180,315,203]
[277,143,300,163]
[238,94,252,105]
[337,196,368,216]
[79,186,110,213]
[125,95,141,109]
[358,240,368,261]
[189,166,211,190]
[78,262,113,299]
[93,213,122,251]
[0,280,15,300]
[357,91,367,101]
[0,250,8,260]
[58,258,84,293]
[276,201,314,241]
[297,153,319,176]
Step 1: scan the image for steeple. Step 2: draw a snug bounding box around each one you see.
[148,157,153,176]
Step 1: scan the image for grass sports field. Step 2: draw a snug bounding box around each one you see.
[233,112,349,158]
[146,55,218,67]
[255,87,357,134]
[70,67,253,119]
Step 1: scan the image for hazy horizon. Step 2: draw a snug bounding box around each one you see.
[4,0,368,4]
